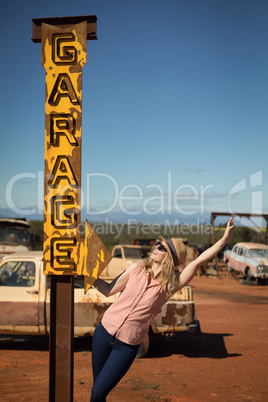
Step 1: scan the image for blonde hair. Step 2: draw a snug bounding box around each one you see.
[142,250,179,298]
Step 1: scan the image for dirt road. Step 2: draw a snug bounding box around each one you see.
[1,275,268,401]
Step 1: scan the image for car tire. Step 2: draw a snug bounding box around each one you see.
[227,262,232,272]
[189,320,201,335]
[246,268,253,281]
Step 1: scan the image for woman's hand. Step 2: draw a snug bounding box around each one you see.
[222,217,234,244]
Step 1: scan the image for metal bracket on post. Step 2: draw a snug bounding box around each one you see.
[32,15,97,42]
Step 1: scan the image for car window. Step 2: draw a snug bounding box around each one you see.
[124,248,143,259]
[113,248,122,258]
[233,246,238,254]
[247,249,268,258]
[0,260,36,287]
[238,247,245,256]
[0,228,30,246]
[240,248,246,256]
[74,276,84,289]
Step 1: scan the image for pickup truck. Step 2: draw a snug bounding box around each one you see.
[223,242,268,281]
[0,249,200,357]
[101,244,151,277]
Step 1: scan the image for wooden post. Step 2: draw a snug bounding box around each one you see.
[49,276,74,401]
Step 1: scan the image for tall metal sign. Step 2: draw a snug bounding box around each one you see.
[32,16,112,401]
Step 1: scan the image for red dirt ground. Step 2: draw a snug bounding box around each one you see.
[1,274,268,402]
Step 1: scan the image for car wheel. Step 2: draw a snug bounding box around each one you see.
[136,333,150,358]
[189,320,201,335]
[246,268,253,281]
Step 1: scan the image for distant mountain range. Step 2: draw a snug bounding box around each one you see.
[0,207,249,226]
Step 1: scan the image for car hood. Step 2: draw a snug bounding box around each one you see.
[126,258,143,264]
[0,245,30,254]
[251,257,268,266]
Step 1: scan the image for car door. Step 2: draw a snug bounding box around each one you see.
[233,246,246,274]
[229,246,238,269]
[0,257,40,332]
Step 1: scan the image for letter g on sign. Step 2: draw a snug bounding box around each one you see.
[52,33,77,65]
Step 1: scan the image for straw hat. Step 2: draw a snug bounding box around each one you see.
[159,236,187,267]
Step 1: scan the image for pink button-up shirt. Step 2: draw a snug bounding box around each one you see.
[101,263,167,345]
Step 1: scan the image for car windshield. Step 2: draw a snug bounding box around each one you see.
[246,249,268,259]
[123,248,143,259]
[0,228,30,246]
[0,260,36,287]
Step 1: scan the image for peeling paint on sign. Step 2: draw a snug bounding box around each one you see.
[41,21,112,283]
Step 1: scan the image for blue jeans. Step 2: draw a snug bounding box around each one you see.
[90,321,140,401]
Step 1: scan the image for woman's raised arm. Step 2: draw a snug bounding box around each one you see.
[176,217,234,290]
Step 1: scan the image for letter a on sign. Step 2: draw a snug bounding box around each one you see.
[48,73,80,106]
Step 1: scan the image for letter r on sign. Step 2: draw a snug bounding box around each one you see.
[50,114,77,146]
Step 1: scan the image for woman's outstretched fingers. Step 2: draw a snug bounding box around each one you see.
[224,217,234,242]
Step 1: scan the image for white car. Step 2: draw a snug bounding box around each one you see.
[224,242,268,281]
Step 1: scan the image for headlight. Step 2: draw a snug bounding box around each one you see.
[257,265,263,273]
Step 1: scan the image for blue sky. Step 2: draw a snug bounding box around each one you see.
[0,0,267,228]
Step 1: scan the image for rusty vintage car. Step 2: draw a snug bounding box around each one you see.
[0,218,33,260]
[224,242,268,281]
[0,250,200,357]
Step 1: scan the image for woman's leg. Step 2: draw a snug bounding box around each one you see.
[90,337,139,402]
[91,322,113,382]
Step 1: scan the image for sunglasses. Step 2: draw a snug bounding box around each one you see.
[155,241,167,252]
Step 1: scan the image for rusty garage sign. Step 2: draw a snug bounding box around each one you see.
[33,16,112,290]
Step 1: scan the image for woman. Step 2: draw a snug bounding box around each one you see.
[90,217,234,401]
